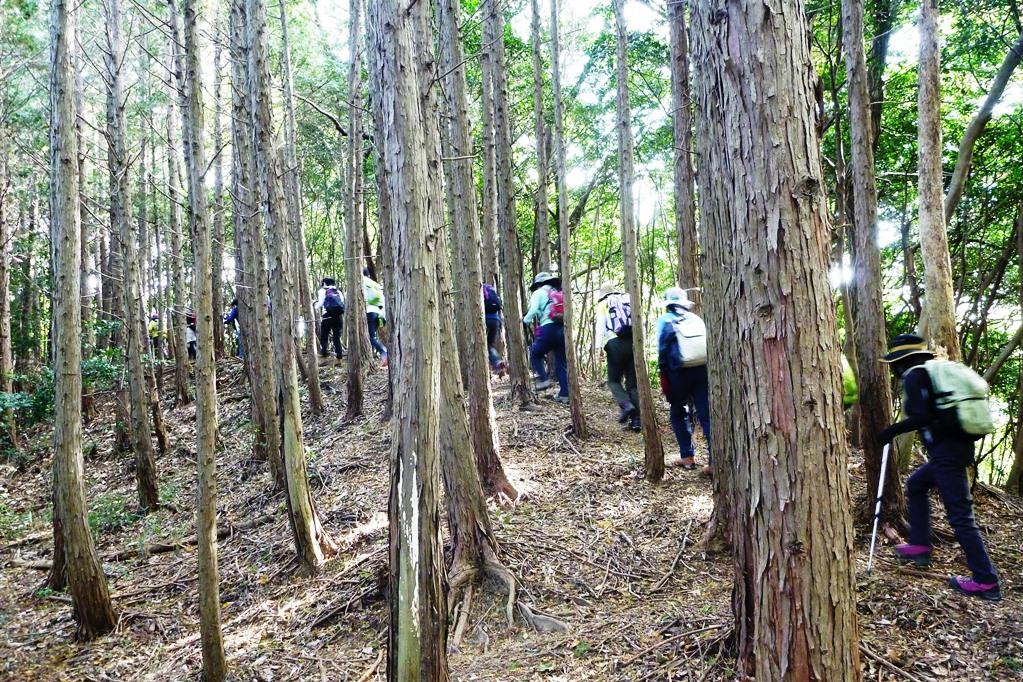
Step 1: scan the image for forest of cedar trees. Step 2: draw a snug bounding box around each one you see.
[1,0,1022,678]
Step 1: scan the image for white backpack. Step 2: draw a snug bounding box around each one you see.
[670,312,707,367]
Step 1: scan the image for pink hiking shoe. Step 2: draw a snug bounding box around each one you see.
[894,544,932,567]
[949,576,1001,602]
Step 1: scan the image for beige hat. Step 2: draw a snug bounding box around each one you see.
[597,283,622,301]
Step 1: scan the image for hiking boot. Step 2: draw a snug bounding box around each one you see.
[535,378,553,390]
[949,576,1001,602]
[629,415,642,432]
[617,401,637,424]
[894,544,932,567]
[554,395,569,404]
[495,360,508,378]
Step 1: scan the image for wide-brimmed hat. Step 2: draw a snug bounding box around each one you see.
[881,333,935,364]
[597,283,622,301]
[662,287,695,310]
[530,271,561,291]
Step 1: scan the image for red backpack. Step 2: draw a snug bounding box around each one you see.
[547,288,565,322]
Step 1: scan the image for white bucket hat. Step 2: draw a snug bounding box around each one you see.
[662,286,695,310]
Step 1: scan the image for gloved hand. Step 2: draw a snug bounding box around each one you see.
[877,426,898,447]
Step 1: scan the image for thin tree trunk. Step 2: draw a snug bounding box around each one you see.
[529,0,551,274]
[550,0,587,438]
[368,0,449,675]
[668,0,700,293]
[0,118,15,446]
[277,5,323,414]
[690,0,862,675]
[614,0,663,481]
[212,24,226,360]
[485,0,533,406]
[479,43,500,289]
[842,0,905,525]
[106,0,159,511]
[344,0,371,419]
[229,0,284,488]
[168,0,228,674]
[438,0,517,499]
[165,59,192,404]
[49,0,118,637]
[943,31,1023,223]
[246,0,336,575]
[917,0,961,360]
[867,0,902,150]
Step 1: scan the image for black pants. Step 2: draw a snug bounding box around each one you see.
[605,337,638,408]
[319,315,343,358]
[907,438,998,585]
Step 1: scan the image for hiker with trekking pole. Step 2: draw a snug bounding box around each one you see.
[870,333,1001,601]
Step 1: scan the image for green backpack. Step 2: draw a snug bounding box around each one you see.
[909,360,995,439]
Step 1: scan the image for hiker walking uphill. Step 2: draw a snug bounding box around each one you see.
[315,277,345,360]
[482,282,507,376]
[657,288,711,473]
[595,283,640,431]
[878,333,1001,601]
[523,272,568,402]
[363,270,388,367]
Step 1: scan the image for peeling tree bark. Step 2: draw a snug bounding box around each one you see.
[438,0,517,500]
[367,0,449,676]
[246,0,336,574]
[690,0,863,676]
[48,0,118,638]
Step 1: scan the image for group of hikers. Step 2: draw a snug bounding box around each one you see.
[150,266,1001,603]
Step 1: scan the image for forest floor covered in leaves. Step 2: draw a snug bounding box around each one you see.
[1,358,1022,680]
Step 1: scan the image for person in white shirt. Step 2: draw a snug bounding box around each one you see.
[314,277,345,359]
[595,283,639,430]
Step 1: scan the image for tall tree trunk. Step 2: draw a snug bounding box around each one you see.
[278,4,323,414]
[479,42,501,288]
[485,0,533,406]
[212,24,226,360]
[168,0,228,675]
[0,118,15,446]
[343,0,371,419]
[842,0,905,525]
[550,0,587,438]
[867,0,902,150]
[668,0,700,293]
[75,40,95,359]
[916,0,961,360]
[691,0,862,676]
[49,0,118,638]
[106,0,159,511]
[165,59,193,404]
[529,0,551,274]
[438,0,517,499]
[229,0,284,488]
[246,0,336,574]
[367,0,449,676]
[943,31,1023,223]
[614,0,663,481]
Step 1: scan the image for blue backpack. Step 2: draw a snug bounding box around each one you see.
[323,287,345,314]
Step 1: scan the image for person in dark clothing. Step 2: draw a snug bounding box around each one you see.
[657,287,711,473]
[482,283,507,376]
[315,277,345,360]
[224,299,243,358]
[879,333,1000,601]
[595,283,640,430]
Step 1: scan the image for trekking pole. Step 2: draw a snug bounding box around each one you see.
[866,443,890,575]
